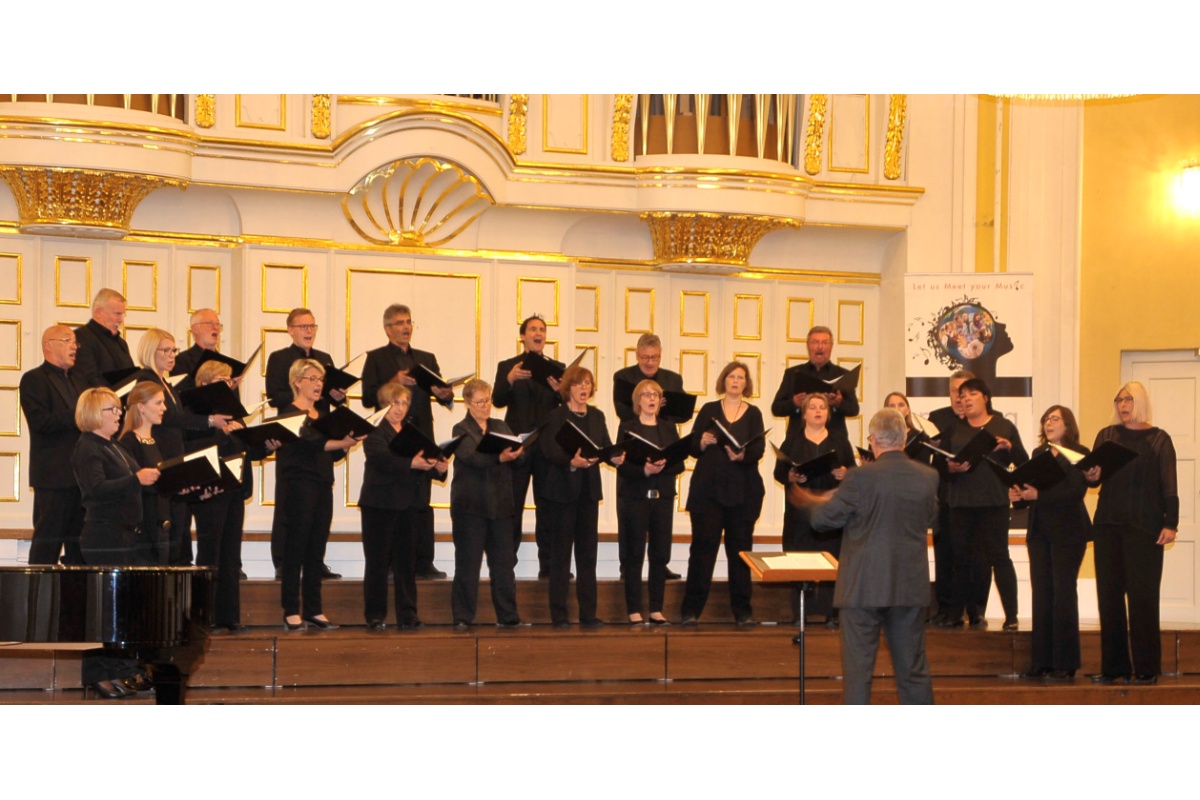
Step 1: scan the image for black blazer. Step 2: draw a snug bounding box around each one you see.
[360,343,453,436]
[537,405,612,504]
[687,400,765,514]
[492,353,562,434]
[612,365,685,424]
[357,421,428,510]
[770,361,860,438]
[1020,443,1093,545]
[450,415,526,519]
[19,361,88,489]
[265,344,336,410]
[73,320,133,388]
[615,416,684,500]
[73,431,142,528]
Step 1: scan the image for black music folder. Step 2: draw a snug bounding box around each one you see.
[475,427,542,455]
[229,411,307,449]
[620,431,693,469]
[772,443,840,485]
[1060,440,1139,478]
[520,350,576,387]
[922,427,998,469]
[613,378,698,420]
[788,364,861,397]
[309,405,384,441]
[708,418,771,454]
[180,380,250,419]
[156,445,222,495]
[412,363,474,393]
[102,366,143,392]
[193,455,246,501]
[322,353,365,400]
[554,420,625,462]
[387,425,465,461]
[181,344,263,383]
[983,449,1067,490]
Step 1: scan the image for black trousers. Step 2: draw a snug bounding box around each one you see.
[618,495,674,616]
[194,495,245,628]
[510,452,551,570]
[280,480,333,618]
[414,503,437,572]
[932,501,953,612]
[451,512,520,625]
[1026,532,1086,671]
[81,522,139,566]
[840,606,934,705]
[681,499,755,621]
[359,506,419,625]
[946,506,1017,621]
[270,481,288,571]
[541,498,599,624]
[29,486,85,566]
[168,500,193,566]
[1093,523,1164,678]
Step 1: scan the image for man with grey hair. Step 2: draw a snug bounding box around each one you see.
[361,303,454,579]
[771,325,859,438]
[791,408,939,704]
[612,332,687,424]
[172,308,226,395]
[73,289,133,387]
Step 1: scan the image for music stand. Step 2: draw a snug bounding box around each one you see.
[741,551,839,705]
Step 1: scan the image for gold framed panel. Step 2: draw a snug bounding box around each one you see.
[258,455,277,506]
[785,354,809,369]
[0,386,20,436]
[344,267,482,384]
[235,94,288,131]
[0,253,22,305]
[542,94,589,154]
[679,291,709,338]
[260,327,291,377]
[786,297,815,342]
[679,349,708,396]
[0,452,18,501]
[0,320,21,371]
[575,285,600,332]
[624,346,637,368]
[121,260,158,312]
[733,294,763,341]
[845,415,865,448]
[828,93,871,175]
[343,450,360,508]
[836,356,864,397]
[733,352,762,398]
[624,288,655,334]
[54,256,92,308]
[188,265,221,314]
[121,324,157,364]
[516,277,559,326]
[261,263,309,314]
[575,344,598,393]
[837,299,865,346]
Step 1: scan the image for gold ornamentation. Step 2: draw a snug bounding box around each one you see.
[885,94,906,180]
[508,94,528,155]
[640,212,800,272]
[0,166,185,238]
[311,94,331,139]
[342,157,493,248]
[804,94,827,176]
[195,94,215,128]
[612,94,633,162]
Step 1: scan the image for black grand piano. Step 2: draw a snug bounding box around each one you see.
[0,566,213,704]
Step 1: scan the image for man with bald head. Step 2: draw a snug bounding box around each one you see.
[73,289,133,388]
[172,308,226,395]
[19,326,89,564]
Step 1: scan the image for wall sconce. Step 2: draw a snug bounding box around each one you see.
[1177,161,1200,213]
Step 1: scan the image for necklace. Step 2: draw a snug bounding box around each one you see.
[570,407,588,418]
[722,398,745,423]
[136,434,156,445]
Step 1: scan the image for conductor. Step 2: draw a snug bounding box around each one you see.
[790,408,938,704]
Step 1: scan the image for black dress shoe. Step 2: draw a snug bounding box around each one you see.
[122,673,154,693]
[926,612,947,626]
[398,619,425,631]
[283,616,306,632]
[321,564,342,580]
[416,567,448,580]
[1089,673,1128,685]
[91,680,132,700]
[537,569,550,579]
[824,617,840,630]
[666,569,682,580]
[968,616,988,629]
[935,615,964,628]
[453,621,471,632]
[735,616,757,628]
[580,618,606,629]
[1131,674,1159,685]
[366,620,387,632]
[552,620,571,629]
[303,616,339,630]
[1002,619,1019,632]
[497,620,527,629]
[681,615,699,627]
[648,616,670,626]
[1046,669,1076,681]
[1019,668,1050,680]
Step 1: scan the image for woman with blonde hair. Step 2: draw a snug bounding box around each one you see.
[1085,381,1178,685]
[116,381,170,565]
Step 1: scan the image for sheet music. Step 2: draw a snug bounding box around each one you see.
[763,553,833,570]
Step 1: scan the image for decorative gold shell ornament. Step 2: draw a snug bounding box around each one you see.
[342,158,494,248]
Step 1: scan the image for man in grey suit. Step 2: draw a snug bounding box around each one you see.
[792,408,939,704]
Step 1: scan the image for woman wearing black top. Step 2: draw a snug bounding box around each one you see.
[776,394,855,626]
[681,361,765,626]
[1084,381,1178,685]
[72,387,161,698]
[538,365,624,628]
[450,378,524,629]
[116,381,170,565]
[1010,405,1091,680]
[616,379,685,625]
[943,378,1027,631]
[134,328,233,565]
[358,380,447,630]
[278,359,361,632]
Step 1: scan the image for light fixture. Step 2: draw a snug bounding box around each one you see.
[1177,161,1200,214]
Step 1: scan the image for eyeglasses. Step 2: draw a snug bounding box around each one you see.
[194,321,222,329]
[291,324,318,332]
[1044,415,1064,423]
[468,398,492,408]
[299,375,325,384]
[157,347,180,355]
[101,406,122,415]
[640,391,663,399]
[1115,396,1135,405]
[386,319,414,328]
[49,337,77,346]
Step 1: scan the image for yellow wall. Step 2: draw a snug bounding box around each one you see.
[1080,94,1200,437]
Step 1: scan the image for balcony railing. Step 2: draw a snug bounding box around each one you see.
[1,94,188,122]
[633,94,800,168]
